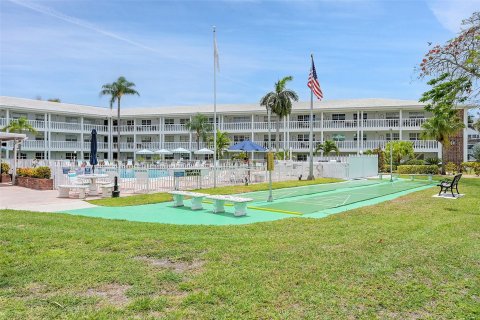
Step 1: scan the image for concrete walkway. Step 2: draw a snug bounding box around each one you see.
[0,183,98,212]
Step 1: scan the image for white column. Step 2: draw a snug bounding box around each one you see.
[320,111,324,143]
[5,109,9,159]
[251,114,254,142]
[399,109,403,140]
[80,116,84,160]
[44,112,48,160]
[189,116,193,151]
[48,113,51,160]
[356,110,360,154]
[360,111,364,151]
[463,108,468,162]
[133,118,137,161]
[158,117,162,150]
[108,117,113,161]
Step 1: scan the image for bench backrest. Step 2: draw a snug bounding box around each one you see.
[451,174,462,187]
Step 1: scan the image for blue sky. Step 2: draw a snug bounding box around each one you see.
[0,0,479,108]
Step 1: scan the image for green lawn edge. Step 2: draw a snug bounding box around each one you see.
[87,178,342,207]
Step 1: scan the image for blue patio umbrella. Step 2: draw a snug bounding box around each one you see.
[90,129,98,173]
[228,140,267,152]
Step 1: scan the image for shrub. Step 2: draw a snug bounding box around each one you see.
[472,143,480,161]
[405,159,426,165]
[1,162,10,174]
[16,166,51,179]
[445,162,459,174]
[474,163,480,176]
[34,166,51,179]
[425,157,441,166]
[397,165,439,175]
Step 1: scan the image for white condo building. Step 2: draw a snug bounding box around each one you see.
[0,96,471,162]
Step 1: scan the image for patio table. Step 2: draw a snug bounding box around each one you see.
[77,174,108,196]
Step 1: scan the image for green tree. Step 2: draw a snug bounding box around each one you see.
[419,74,466,174]
[260,76,299,152]
[314,140,339,156]
[384,141,415,167]
[186,113,213,151]
[100,76,140,159]
[209,130,230,159]
[1,117,37,134]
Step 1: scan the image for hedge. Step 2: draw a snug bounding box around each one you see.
[1,162,10,174]
[461,162,480,176]
[16,166,51,179]
[397,165,439,174]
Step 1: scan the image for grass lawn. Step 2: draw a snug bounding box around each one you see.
[1,178,479,319]
[88,177,341,207]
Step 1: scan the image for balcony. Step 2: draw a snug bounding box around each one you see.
[223,122,252,131]
[0,118,5,127]
[50,121,82,131]
[164,124,187,132]
[363,119,399,129]
[403,118,427,128]
[136,125,158,132]
[27,120,46,129]
[20,140,46,150]
[84,124,109,134]
[163,142,191,150]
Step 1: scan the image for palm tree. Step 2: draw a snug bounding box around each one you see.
[185,113,213,151]
[421,114,464,174]
[260,76,299,152]
[100,76,139,160]
[2,117,37,159]
[1,117,36,134]
[314,140,339,156]
[209,130,231,159]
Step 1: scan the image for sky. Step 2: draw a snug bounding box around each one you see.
[0,0,479,109]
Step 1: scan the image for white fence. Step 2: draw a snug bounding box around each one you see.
[4,156,377,192]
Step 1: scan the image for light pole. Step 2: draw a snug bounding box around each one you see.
[267,105,273,202]
[389,128,393,182]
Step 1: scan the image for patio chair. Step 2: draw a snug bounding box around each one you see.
[437,173,462,197]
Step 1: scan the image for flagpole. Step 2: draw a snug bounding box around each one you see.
[307,54,315,180]
[213,26,217,188]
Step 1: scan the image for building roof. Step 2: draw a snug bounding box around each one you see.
[0,96,434,117]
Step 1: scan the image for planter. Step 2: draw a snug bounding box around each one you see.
[0,173,11,183]
[16,176,54,190]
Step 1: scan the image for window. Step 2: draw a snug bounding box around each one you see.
[263,135,276,141]
[35,114,45,121]
[208,117,219,124]
[12,113,27,119]
[180,136,189,142]
[233,116,249,123]
[126,120,134,126]
[65,153,75,160]
[126,137,134,143]
[409,133,421,141]
[409,112,424,119]
[66,117,78,123]
[19,153,27,159]
[35,134,44,141]
[180,118,189,124]
[298,115,316,122]
[353,133,367,141]
[35,152,45,160]
[84,153,90,160]
[65,135,78,142]
[234,135,247,142]
[296,154,307,161]
[164,118,174,125]
[332,114,346,121]
[164,136,174,142]
[386,132,400,141]
[386,112,399,119]
[141,136,152,143]
[353,113,368,120]
[141,120,152,126]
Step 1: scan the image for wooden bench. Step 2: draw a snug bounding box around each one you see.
[205,195,253,216]
[58,185,90,199]
[437,173,462,197]
[168,191,208,210]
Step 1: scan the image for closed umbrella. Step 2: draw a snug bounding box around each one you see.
[90,129,98,174]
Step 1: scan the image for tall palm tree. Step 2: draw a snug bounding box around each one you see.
[421,114,464,174]
[260,76,299,152]
[1,117,36,134]
[209,130,231,159]
[314,140,339,156]
[2,117,37,159]
[185,113,213,151]
[100,76,139,160]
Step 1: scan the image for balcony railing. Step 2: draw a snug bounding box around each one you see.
[0,118,6,127]
[136,125,158,132]
[84,124,109,133]
[403,118,427,127]
[223,122,252,131]
[323,120,358,129]
[27,120,46,129]
[21,140,46,149]
[164,124,187,132]
[163,142,191,150]
[363,119,399,128]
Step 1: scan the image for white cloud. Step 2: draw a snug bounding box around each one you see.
[427,0,480,33]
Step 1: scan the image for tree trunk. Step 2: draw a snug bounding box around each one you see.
[440,142,445,175]
[275,119,280,153]
[117,97,121,162]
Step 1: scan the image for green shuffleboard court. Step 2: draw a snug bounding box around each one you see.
[253,179,434,215]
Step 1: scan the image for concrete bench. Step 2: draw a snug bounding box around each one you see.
[205,195,253,216]
[408,174,433,182]
[58,185,90,199]
[168,191,208,210]
[99,184,115,198]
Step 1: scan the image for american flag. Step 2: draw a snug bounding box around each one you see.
[307,57,323,100]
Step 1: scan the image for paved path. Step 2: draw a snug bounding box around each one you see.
[0,183,98,212]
